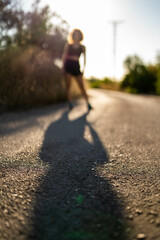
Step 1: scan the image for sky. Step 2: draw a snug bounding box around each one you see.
[22,0,160,80]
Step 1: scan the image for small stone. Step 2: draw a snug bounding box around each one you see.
[155,219,160,227]
[5,221,10,228]
[127,214,133,220]
[137,233,146,239]
[149,210,158,217]
[136,208,142,214]
[126,227,132,233]
[3,209,8,214]
[126,206,131,210]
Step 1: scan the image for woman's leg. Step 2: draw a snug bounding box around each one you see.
[64,73,72,102]
[75,74,93,110]
[75,74,88,102]
[64,73,74,110]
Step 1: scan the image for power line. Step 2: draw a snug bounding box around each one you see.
[108,20,124,79]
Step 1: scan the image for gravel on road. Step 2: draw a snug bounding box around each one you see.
[0,89,160,240]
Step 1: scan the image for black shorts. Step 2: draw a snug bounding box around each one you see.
[64,59,82,76]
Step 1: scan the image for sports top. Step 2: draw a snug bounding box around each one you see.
[67,44,83,57]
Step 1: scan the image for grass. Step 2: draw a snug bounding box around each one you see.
[0,46,81,112]
[87,77,120,91]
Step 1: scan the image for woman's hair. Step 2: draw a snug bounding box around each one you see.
[68,29,84,43]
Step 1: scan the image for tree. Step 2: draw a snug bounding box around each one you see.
[121,55,157,94]
[0,0,22,47]
[155,51,160,95]
[0,0,69,59]
[0,0,70,109]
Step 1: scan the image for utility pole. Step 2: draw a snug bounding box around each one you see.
[109,20,124,80]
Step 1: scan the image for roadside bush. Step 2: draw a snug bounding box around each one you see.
[156,67,160,95]
[0,46,81,110]
[0,0,82,112]
[88,77,120,91]
[121,55,157,94]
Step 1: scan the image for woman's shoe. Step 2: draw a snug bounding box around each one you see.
[68,102,73,110]
[87,102,93,111]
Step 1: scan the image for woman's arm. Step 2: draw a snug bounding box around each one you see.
[82,45,86,74]
[62,42,69,64]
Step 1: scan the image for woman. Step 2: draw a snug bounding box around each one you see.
[62,29,92,111]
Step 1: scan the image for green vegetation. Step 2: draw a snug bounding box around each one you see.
[155,53,160,95]
[0,0,81,111]
[88,77,120,91]
[156,67,160,95]
[88,53,160,96]
[1,0,159,112]
[120,54,160,95]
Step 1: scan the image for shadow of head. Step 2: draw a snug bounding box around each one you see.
[40,111,108,168]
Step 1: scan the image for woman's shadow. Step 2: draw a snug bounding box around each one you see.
[29,111,127,240]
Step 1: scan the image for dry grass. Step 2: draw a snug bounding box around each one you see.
[0,46,81,111]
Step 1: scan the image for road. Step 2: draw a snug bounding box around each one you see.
[0,89,160,240]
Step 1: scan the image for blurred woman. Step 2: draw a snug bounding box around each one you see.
[62,29,92,111]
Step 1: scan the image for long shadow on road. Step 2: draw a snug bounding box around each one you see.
[29,111,127,240]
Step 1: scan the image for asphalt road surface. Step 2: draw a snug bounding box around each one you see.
[0,89,160,240]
